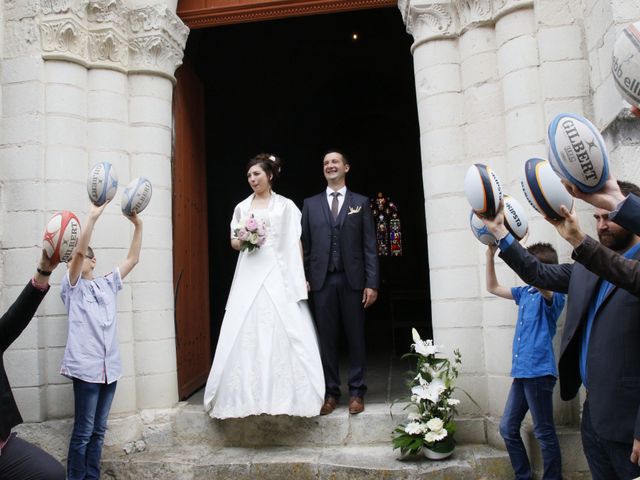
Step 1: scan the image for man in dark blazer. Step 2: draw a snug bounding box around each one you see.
[482,181,640,479]
[550,178,640,298]
[0,250,65,480]
[302,150,379,416]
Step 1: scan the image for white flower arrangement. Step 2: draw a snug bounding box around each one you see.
[392,329,473,457]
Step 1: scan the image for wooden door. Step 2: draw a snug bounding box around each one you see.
[173,59,211,400]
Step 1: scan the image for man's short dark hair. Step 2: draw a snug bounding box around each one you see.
[618,180,640,198]
[323,149,349,165]
[527,242,558,265]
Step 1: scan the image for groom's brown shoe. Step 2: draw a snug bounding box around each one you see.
[320,396,338,415]
[349,396,365,414]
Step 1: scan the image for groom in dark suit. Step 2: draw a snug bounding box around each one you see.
[302,150,379,416]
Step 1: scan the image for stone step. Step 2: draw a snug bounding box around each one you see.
[174,401,487,448]
[101,443,514,480]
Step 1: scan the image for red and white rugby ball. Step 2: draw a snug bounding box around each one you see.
[87,162,118,206]
[464,163,503,218]
[43,211,81,263]
[612,22,640,107]
[521,158,574,221]
[547,113,609,193]
[121,177,152,216]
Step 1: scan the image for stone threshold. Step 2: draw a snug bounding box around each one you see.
[101,443,514,479]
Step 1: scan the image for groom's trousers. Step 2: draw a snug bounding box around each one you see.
[312,270,367,399]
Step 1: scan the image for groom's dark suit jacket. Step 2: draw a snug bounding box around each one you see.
[301,189,379,292]
[500,240,640,444]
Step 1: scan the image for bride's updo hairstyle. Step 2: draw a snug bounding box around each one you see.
[247,153,282,187]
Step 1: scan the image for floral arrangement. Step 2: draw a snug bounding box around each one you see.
[234,214,267,252]
[392,328,465,457]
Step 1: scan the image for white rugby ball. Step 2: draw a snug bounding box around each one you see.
[121,177,152,216]
[469,210,496,245]
[547,113,609,193]
[43,211,81,263]
[520,157,574,221]
[464,163,503,217]
[612,21,640,107]
[87,162,118,206]
[503,194,528,241]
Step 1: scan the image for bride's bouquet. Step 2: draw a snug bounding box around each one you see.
[234,214,267,252]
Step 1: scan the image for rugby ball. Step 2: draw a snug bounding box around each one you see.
[612,22,640,107]
[87,162,118,206]
[464,163,503,217]
[121,177,152,216]
[547,113,609,193]
[520,158,574,221]
[503,194,528,240]
[43,211,81,263]
[469,211,496,245]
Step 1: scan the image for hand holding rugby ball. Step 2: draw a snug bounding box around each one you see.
[43,211,81,263]
[464,163,503,218]
[87,162,118,206]
[469,194,528,245]
[121,177,152,216]
[520,157,574,221]
[547,113,609,193]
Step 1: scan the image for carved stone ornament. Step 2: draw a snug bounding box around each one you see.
[38,0,189,82]
[401,0,532,44]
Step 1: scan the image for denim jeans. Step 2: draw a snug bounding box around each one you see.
[581,399,640,480]
[499,376,562,479]
[67,378,117,480]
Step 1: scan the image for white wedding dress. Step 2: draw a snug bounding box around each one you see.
[203,193,324,418]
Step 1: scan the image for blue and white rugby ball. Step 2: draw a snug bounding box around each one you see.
[121,177,152,216]
[87,162,118,206]
[521,158,574,221]
[612,21,640,107]
[547,113,609,193]
[469,195,528,245]
[469,211,496,245]
[464,163,503,218]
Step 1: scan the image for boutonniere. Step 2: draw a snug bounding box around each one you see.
[348,206,362,215]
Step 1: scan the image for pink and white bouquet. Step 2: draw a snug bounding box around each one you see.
[234,214,267,252]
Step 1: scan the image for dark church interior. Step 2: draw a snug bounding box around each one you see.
[182,7,431,377]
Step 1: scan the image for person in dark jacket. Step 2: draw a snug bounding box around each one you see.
[549,178,640,298]
[481,180,640,480]
[0,249,65,480]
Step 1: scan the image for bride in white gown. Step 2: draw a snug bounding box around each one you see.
[204,153,324,418]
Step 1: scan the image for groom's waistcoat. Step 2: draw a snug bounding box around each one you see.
[329,221,344,272]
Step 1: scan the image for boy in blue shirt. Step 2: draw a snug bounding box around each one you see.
[486,242,566,480]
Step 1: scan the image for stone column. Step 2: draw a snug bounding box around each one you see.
[32,0,187,419]
[400,0,488,444]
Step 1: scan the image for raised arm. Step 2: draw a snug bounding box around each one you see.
[548,205,640,297]
[118,213,142,280]
[481,208,572,293]
[0,250,60,352]
[485,245,513,300]
[68,202,108,286]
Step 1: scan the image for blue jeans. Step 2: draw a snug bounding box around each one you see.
[67,378,117,480]
[499,376,562,479]
[581,399,640,480]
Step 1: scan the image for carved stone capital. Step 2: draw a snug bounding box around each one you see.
[37,0,189,82]
[400,0,533,46]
